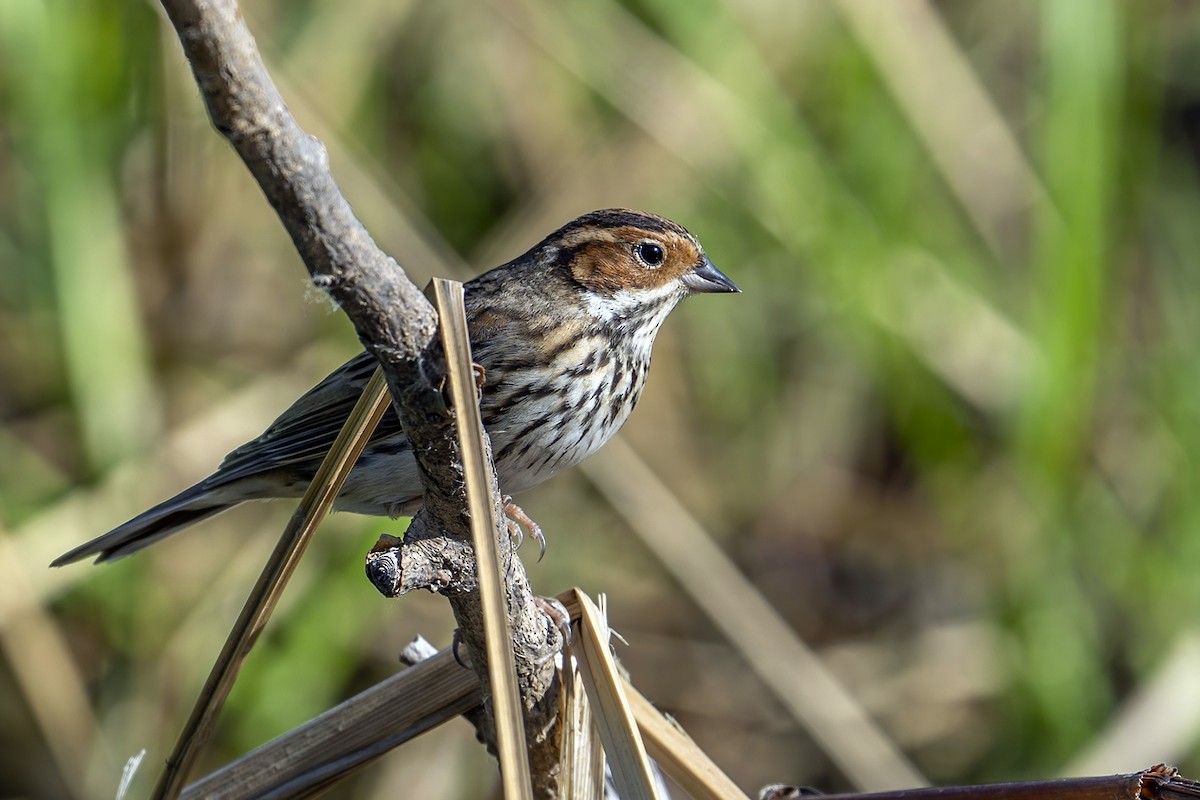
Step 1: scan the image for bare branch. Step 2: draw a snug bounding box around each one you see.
[153,0,561,794]
[159,0,437,362]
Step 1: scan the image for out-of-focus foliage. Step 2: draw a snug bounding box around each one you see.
[2,0,1199,797]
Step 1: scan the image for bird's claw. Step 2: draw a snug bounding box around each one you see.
[451,628,470,669]
[503,496,546,561]
[533,595,572,650]
[434,362,485,411]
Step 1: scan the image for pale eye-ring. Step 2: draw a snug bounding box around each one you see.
[635,240,666,268]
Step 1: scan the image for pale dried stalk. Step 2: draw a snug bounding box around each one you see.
[154,369,392,798]
[627,684,750,800]
[181,647,481,799]
[431,278,532,799]
[567,589,661,800]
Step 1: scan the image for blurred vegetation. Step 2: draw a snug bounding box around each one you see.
[3,0,1200,797]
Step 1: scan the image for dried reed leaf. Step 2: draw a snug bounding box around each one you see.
[431,278,533,799]
[182,647,481,799]
[566,589,661,800]
[155,366,394,798]
[626,682,750,800]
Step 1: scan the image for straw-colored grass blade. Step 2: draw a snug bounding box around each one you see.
[431,278,533,799]
[153,367,393,799]
[182,647,481,799]
[566,589,661,800]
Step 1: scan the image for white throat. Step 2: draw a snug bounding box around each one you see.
[582,282,682,324]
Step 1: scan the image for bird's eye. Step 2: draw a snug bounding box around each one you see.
[635,241,665,268]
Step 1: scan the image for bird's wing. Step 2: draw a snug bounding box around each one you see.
[210,351,405,485]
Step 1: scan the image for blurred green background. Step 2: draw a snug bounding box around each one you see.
[3,0,1199,797]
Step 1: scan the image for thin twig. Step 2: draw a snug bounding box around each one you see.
[811,764,1195,800]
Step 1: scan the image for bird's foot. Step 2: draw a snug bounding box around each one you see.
[503,496,546,561]
[533,595,572,653]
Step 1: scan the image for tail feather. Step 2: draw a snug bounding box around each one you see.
[51,483,236,566]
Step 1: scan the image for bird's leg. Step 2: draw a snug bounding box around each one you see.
[503,495,546,561]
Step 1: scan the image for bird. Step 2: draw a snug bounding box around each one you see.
[52,208,739,566]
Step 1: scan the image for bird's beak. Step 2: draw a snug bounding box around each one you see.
[682,256,740,294]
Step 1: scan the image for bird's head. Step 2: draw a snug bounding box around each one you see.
[469,209,738,346]
[544,209,739,316]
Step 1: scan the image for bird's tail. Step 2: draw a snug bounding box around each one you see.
[51,481,239,566]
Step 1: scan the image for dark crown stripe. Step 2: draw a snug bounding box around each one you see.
[559,208,687,239]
